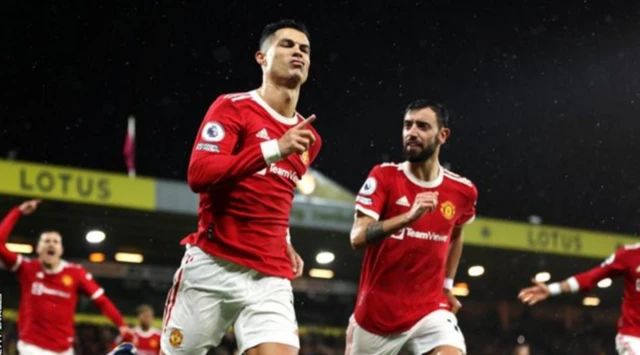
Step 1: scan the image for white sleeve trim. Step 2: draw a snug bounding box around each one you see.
[260,139,281,164]
[462,214,476,225]
[567,277,580,293]
[90,288,105,300]
[355,205,380,221]
[11,254,23,272]
[286,228,292,244]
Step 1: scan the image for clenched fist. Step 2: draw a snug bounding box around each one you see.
[405,191,438,223]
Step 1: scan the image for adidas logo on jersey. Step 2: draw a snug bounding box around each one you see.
[256,128,270,140]
[396,196,410,207]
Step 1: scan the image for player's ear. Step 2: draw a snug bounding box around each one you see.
[438,127,451,144]
[255,50,267,67]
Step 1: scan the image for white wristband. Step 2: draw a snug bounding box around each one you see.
[443,278,454,290]
[260,139,282,165]
[548,282,562,296]
[286,228,292,245]
[567,277,580,293]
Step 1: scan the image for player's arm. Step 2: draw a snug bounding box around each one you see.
[350,211,411,250]
[0,200,40,271]
[187,100,316,192]
[78,268,131,336]
[443,188,476,312]
[518,249,626,305]
[350,191,439,250]
[444,226,464,287]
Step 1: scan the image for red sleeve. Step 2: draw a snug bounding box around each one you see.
[308,126,323,165]
[187,96,279,192]
[354,165,389,221]
[77,266,125,327]
[456,184,478,226]
[0,207,23,272]
[77,267,103,299]
[573,248,627,292]
[93,295,125,327]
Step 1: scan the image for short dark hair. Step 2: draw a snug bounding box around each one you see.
[259,19,310,49]
[136,304,153,315]
[39,231,62,239]
[404,99,449,129]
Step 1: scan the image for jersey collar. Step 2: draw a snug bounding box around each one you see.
[401,161,444,188]
[249,90,299,125]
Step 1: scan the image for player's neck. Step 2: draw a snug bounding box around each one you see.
[39,258,61,271]
[140,325,150,332]
[257,82,299,118]
[408,157,440,182]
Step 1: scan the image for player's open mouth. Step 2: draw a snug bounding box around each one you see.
[46,250,55,256]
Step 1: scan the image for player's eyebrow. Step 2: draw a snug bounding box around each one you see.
[404,119,431,127]
[278,38,311,52]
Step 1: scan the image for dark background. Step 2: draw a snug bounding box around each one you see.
[2,0,640,234]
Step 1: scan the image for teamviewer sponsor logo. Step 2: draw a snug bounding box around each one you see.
[31,282,72,299]
[390,227,448,242]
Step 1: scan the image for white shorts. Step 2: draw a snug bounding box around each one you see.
[616,333,640,355]
[17,340,74,355]
[160,245,299,355]
[347,310,466,355]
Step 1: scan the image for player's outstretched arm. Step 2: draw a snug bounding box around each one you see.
[93,293,133,338]
[0,200,40,270]
[350,191,438,250]
[78,267,132,338]
[518,248,626,306]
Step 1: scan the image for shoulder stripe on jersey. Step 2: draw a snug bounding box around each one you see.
[355,205,380,221]
[623,243,640,250]
[11,254,23,272]
[223,93,252,102]
[462,215,476,225]
[379,162,402,169]
[443,170,473,187]
[91,288,105,300]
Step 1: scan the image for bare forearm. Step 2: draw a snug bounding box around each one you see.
[350,213,410,250]
[445,234,463,279]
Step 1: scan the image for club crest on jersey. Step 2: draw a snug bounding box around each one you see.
[150,338,159,348]
[440,201,456,220]
[62,274,73,287]
[201,122,225,142]
[359,177,377,196]
[300,151,310,165]
[169,328,184,347]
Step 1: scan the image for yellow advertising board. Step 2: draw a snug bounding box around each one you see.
[465,217,638,259]
[0,160,155,210]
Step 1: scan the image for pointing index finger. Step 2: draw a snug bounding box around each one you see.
[295,114,317,129]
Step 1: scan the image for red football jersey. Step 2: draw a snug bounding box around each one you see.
[115,327,161,355]
[10,257,103,352]
[571,243,640,337]
[353,162,478,335]
[181,90,322,280]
